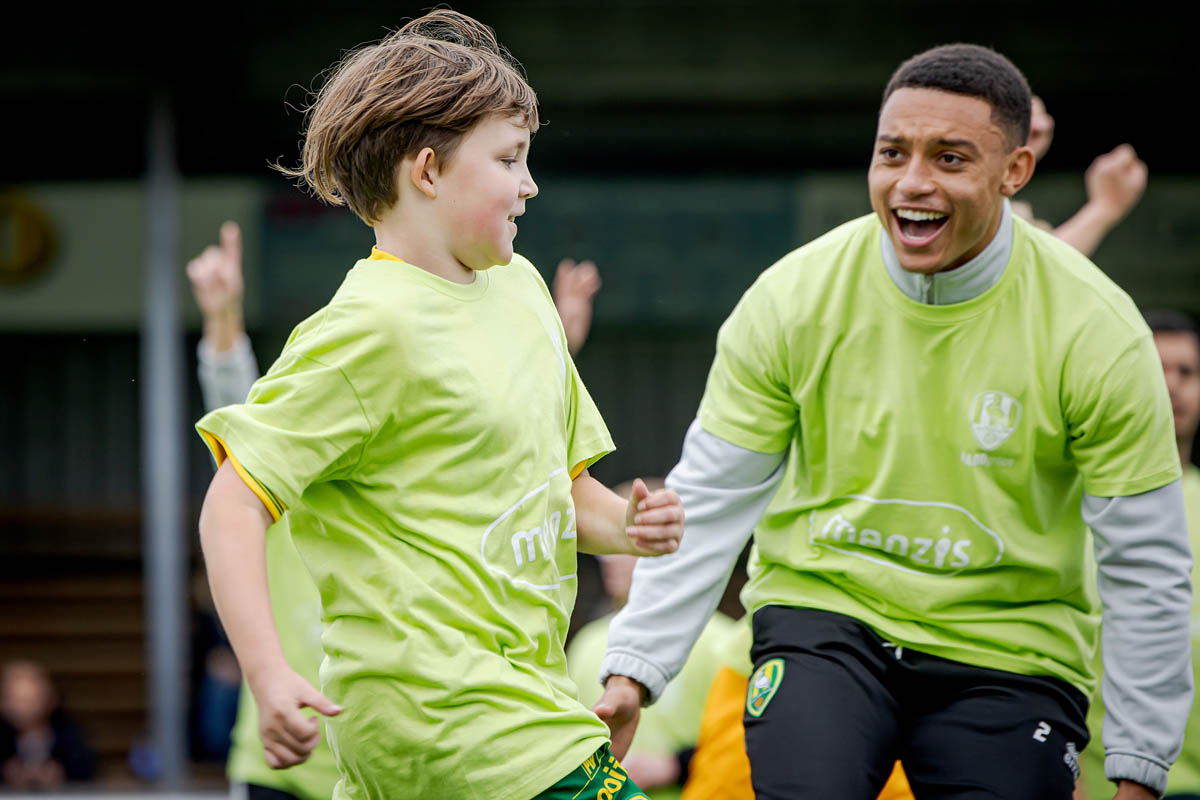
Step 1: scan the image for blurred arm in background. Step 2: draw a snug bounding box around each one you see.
[187,221,259,410]
[1014,97,1148,259]
[553,258,601,356]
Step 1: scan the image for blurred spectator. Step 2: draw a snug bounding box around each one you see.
[0,660,95,787]
[1013,96,1147,258]
[190,568,241,761]
[568,479,734,800]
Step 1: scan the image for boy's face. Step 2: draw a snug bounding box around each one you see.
[438,114,538,271]
[868,88,1032,274]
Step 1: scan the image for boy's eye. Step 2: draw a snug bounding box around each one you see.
[501,158,517,167]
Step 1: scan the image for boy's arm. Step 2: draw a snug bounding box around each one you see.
[570,471,682,556]
[199,461,342,768]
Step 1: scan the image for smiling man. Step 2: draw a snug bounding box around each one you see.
[595,45,1191,800]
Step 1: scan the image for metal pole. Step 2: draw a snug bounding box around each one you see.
[141,91,188,788]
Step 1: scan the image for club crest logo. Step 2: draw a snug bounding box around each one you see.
[969,391,1022,451]
[746,658,785,718]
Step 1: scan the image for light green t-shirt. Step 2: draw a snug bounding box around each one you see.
[567,612,735,800]
[1081,464,1200,799]
[227,516,340,799]
[699,214,1180,696]
[198,252,614,800]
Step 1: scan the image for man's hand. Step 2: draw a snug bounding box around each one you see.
[1084,144,1148,226]
[593,675,646,761]
[624,478,683,556]
[248,666,343,769]
[1027,95,1055,163]
[552,258,601,356]
[1111,779,1157,800]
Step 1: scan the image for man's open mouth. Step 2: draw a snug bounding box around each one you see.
[894,208,948,246]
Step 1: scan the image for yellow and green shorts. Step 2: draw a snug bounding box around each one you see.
[533,745,649,800]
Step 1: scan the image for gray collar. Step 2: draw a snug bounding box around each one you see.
[881,199,1013,305]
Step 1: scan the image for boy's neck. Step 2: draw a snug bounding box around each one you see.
[374,222,476,285]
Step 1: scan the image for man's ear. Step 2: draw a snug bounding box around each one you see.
[1000,145,1036,197]
[407,146,439,199]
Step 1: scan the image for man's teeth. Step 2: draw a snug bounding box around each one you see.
[896,209,947,221]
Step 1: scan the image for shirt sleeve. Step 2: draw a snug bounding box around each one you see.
[1083,481,1193,795]
[601,420,785,702]
[697,280,797,454]
[196,311,377,520]
[1065,334,1181,497]
[565,352,614,478]
[197,333,260,412]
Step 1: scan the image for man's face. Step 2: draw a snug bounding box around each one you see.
[1155,331,1200,445]
[868,88,1033,274]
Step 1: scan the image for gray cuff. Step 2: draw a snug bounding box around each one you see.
[599,651,671,706]
[1105,751,1169,797]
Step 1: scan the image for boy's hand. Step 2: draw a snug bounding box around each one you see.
[593,675,646,761]
[249,666,343,769]
[624,478,683,556]
[187,220,245,321]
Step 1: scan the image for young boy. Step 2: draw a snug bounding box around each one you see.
[196,11,681,800]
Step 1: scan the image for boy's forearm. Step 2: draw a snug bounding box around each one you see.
[198,461,287,683]
[571,471,632,555]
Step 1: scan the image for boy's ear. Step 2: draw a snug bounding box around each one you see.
[408,146,439,199]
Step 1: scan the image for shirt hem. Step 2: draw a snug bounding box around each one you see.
[1084,466,1183,499]
[697,412,790,456]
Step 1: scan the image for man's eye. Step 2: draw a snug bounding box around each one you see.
[939,153,963,165]
[880,148,901,160]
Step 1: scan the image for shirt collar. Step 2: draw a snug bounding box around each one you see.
[881,199,1013,305]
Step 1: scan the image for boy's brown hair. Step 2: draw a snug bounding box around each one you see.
[279,10,539,224]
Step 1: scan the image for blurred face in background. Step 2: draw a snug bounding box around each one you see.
[869,88,1034,274]
[1155,331,1200,448]
[1,661,56,731]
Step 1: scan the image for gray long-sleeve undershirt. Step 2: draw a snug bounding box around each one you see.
[600,423,1191,795]
[197,333,259,412]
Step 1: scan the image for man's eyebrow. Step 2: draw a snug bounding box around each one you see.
[875,133,981,154]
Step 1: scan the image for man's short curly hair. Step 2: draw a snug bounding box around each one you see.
[883,44,1031,150]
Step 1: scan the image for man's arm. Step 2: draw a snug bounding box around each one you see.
[594,421,785,757]
[1083,481,1192,799]
[199,461,342,768]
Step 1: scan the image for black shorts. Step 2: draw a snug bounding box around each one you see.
[743,606,1090,800]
